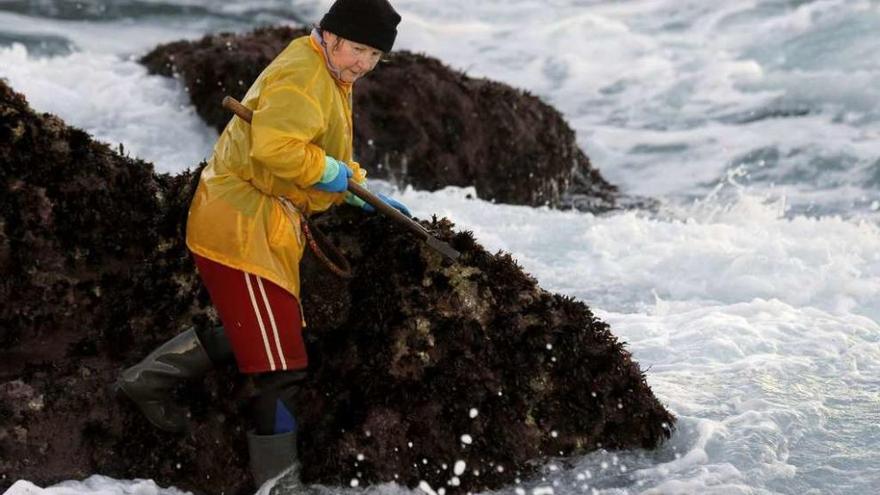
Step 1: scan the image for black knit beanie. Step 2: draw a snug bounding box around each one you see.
[319,0,401,53]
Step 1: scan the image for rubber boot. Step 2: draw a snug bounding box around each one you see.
[115,327,219,432]
[247,430,302,489]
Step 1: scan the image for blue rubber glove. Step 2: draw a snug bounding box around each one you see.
[314,156,353,193]
[346,192,412,217]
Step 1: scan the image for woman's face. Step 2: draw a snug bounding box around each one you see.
[323,31,383,83]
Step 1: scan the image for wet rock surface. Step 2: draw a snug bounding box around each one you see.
[0,81,673,494]
[140,26,621,211]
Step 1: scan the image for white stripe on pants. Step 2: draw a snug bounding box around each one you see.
[244,272,277,371]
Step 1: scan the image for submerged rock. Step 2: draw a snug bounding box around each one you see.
[0,81,673,494]
[140,26,620,211]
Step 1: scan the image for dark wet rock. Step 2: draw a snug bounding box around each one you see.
[140,26,621,211]
[0,81,673,494]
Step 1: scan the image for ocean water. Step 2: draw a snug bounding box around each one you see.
[2,1,879,494]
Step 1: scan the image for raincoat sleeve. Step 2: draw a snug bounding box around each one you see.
[350,160,367,184]
[249,84,327,197]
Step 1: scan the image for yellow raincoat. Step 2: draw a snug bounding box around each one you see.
[186,34,366,300]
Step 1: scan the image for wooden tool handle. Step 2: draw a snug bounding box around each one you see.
[221,96,413,231]
[347,181,429,239]
[222,96,253,123]
[220,95,460,261]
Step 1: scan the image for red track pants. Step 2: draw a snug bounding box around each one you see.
[192,253,307,373]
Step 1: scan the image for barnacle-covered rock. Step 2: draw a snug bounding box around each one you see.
[0,80,673,495]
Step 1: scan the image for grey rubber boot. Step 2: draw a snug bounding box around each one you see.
[247,430,303,489]
[115,327,214,433]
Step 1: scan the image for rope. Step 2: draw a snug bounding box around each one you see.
[301,217,352,279]
[279,197,353,279]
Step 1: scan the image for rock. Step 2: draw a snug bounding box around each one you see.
[140,26,622,211]
[0,80,673,495]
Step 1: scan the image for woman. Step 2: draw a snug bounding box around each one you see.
[116,0,407,486]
